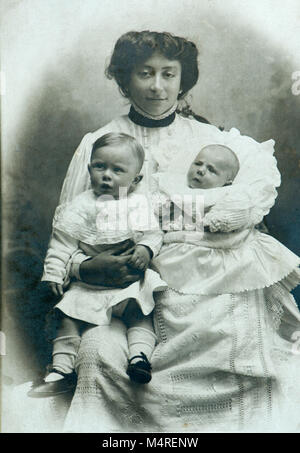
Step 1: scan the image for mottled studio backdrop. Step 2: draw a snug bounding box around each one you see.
[1,0,300,383]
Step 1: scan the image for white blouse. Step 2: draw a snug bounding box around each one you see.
[59,114,280,213]
[57,113,281,275]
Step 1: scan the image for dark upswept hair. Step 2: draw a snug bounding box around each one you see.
[106,31,199,99]
[91,132,145,172]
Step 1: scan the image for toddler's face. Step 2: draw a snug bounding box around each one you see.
[88,145,141,199]
[187,147,234,189]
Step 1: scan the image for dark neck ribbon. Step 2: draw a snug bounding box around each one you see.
[128,105,176,128]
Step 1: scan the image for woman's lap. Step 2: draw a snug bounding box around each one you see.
[63,287,300,432]
[6,287,300,432]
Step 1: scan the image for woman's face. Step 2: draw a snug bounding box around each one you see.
[128,52,182,116]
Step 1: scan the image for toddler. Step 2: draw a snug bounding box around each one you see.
[28,133,166,398]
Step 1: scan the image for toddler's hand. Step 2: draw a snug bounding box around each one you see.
[128,245,152,271]
[47,282,64,297]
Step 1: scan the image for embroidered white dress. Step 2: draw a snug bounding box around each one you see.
[7,114,300,433]
[151,171,300,296]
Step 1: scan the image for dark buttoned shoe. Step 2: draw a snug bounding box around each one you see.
[126,352,152,384]
[27,369,77,398]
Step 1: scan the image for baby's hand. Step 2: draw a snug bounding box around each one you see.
[128,245,152,271]
[47,282,64,297]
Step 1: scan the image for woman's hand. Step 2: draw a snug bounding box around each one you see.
[79,240,143,287]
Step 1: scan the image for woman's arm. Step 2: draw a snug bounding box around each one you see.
[203,132,281,232]
[59,133,93,204]
[233,135,280,216]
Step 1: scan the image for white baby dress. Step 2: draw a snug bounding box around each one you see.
[42,190,167,325]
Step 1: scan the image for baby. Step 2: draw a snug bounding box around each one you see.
[187,144,241,232]
[186,144,240,190]
[157,144,240,233]
[152,141,300,300]
[28,132,166,398]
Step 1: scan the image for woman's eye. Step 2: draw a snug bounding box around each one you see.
[139,71,151,78]
[164,72,175,78]
[195,161,203,166]
[114,167,124,173]
[208,166,216,174]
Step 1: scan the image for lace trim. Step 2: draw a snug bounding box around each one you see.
[229,294,245,429]
[177,400,232,415]
[156,260,300,296]
[254,290,273,417]
[154,301,168,344]
[279,268,300,292]
[265,291,285,331]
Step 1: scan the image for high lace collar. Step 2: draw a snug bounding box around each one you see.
[128,102,177,128]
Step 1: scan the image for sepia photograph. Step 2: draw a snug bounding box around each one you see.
[1,0,300,434]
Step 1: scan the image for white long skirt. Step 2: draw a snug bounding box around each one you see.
[4,285,300,433]
[63,284,300,432]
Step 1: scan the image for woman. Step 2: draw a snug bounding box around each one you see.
[18,31,300,432]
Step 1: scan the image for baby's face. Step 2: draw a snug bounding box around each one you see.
[187,147,234,189]
[88,145,140,199]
